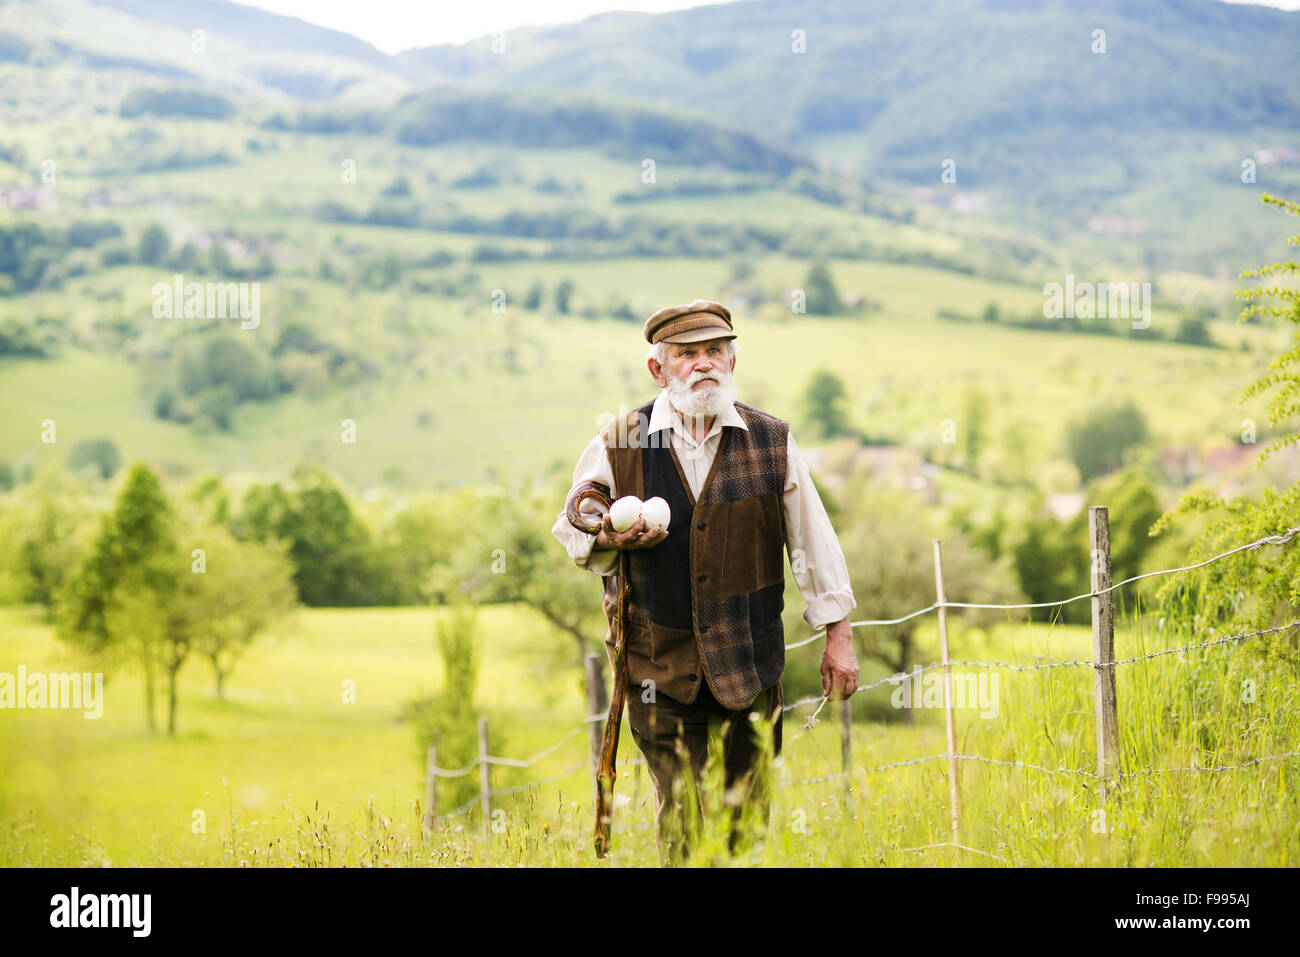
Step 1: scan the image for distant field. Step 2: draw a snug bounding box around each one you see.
[0,250,1280,492]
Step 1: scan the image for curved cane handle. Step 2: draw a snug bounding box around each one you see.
[566,481,611,536]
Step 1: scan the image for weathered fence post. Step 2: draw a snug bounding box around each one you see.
[584,652,608,805]
[933,538,961,841]
[422,731,440,834]
[478,716,491,841]
[1090,506,1121,792]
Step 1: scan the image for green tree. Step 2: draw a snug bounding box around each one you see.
[1003,468,1167,627]
[1008,505,1087,624]
[187,525,297,699]
[1173,314,1213,347]
[554,278,574,314]
[371,495,462,605]
[802,259,842,315]
[1087,466,1163,610]
[524,279,544,310]
[57,462,180,731]
[209,241,232,276]
[137,223,170,266]
[798,369,852,440]
[67,437,122,479]
[1065,399,1150,482]
[178,334,274,402]
[234,466,377,605]
[0,465,92,610]
[170,242,200,273]
[1153,194,1300,639]
[432,482,610,670]
[828,479,1026,720]
[187,474,231,527]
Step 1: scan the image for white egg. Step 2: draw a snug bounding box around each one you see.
[640,496,671,531]
[609,495,644,532]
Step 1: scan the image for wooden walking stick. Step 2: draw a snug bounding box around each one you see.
[566,480,629,858]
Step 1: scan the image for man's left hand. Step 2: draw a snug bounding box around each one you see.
[820,618,859,700]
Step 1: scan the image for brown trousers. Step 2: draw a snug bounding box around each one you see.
[626,678,783,864]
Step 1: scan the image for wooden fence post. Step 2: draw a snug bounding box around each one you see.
[478,716,491,840]
[1090,506,1121,792]
[584,652,608,805]
[933,538,960,841]
[422,731,440,834]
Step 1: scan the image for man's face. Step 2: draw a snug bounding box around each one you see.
[649,337,737,417]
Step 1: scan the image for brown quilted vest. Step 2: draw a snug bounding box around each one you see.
[597,397,789,710]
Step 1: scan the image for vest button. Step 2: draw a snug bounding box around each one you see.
[696,573,708,583]
[688,673,698,682]
[696,521,707,531]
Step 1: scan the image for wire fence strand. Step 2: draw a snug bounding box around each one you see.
[423,525,1300,835]
[787,525,1300,647]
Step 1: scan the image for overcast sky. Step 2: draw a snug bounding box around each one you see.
[232,0,1300,55]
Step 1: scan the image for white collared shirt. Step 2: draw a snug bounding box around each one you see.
[550,389,857,630]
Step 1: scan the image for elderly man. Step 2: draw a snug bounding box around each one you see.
[551,299,859,861]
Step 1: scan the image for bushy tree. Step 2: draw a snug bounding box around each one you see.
[185,525,297,699]
[234,465,377,605]
[57,462,180,731]
[826,479,1026,720]
[798,369,853,440]
[554,279,574,314]
[1153,194,1300,643]
[1065,399,1150,482]
[137,223,170,265]
[67,438,121,479]
[432,481,609,670]
[0,465,93,609]
[802,259,842,315]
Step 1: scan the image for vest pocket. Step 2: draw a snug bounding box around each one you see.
[715,495,786,596]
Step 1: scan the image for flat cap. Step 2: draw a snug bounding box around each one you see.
[643,299,736,344]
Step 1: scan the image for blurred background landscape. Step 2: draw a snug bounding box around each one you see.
[2,0,1300,867]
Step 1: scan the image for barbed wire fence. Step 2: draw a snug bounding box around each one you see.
[419,507,1300,856]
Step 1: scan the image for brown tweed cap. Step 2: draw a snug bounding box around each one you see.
[643,299,736,344]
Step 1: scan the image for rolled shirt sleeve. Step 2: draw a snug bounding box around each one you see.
[551,432,620,577]
[783,432,857,630]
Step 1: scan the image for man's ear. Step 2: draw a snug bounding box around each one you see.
[648,357,667,388]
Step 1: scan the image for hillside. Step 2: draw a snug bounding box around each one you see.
[4,0,1300,274]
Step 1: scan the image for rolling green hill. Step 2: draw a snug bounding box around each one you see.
[4,0,1299,273]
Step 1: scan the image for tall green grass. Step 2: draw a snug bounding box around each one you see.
[1,604,1295,866]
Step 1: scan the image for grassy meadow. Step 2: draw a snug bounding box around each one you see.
[2,601,1295,868]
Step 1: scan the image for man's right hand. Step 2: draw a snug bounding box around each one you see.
[594,512,668,550]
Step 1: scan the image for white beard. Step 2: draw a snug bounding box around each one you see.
[665,366,738,419]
